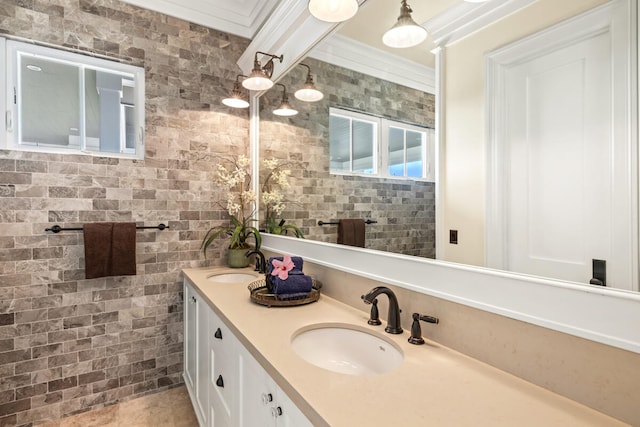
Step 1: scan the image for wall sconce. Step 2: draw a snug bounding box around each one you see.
[308,0,358,22]
[294,63,324,102]
[242,52,284,91]
[273,84,298,117]
[382,0,427,49]
[222,75,249,108]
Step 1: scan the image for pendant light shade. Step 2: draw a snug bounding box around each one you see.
[242,52,283,91]
[308,0,359,23]
[273,84,298,117]
[382,0,427,49]
[294,64,324,102]
[222,76,249,108]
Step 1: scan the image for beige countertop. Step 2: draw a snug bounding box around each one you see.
[182,267,627,427]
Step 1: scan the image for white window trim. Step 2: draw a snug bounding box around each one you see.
[3,37,145,160]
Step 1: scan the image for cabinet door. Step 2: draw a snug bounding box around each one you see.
[184,280,208,427]
[238,348,276,427]
[195,293,209,426]
[183,283,197,395]
[274,387,314,427]
[209,310,237,427]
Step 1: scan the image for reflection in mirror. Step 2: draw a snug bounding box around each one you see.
[259,56,436,258]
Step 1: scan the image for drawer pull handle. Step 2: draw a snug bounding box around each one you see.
[214,328,222,339]
[216,375,224,388]
[271,406,283,418]
[261,393,273,405]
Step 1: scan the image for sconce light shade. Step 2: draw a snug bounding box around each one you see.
[382,0,427,49]
[294,63,324,102]
[242,52,283,91]
[308,0,358,22]
[273,84,298,116]
[242,68,274,91]
[222,76,249,108]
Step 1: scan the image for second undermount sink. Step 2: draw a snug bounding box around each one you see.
[207,272,258,283]
[291,324,404,376]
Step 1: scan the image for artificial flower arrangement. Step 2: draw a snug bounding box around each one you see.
[202,155,262,257]
[261,158,305,238]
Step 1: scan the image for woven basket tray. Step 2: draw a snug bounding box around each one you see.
[248,278,322,307]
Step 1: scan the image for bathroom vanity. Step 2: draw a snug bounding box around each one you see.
[182,267,626,427]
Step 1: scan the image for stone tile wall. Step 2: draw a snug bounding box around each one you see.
[0,1,249,425]
[260,58,436,258]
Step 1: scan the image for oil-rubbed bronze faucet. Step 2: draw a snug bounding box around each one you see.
[245,249,266,274]
[361,286,402,334]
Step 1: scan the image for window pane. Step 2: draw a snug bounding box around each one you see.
[20,56,80,147]
[352,120,374,174]
[388,126,404,176]
[330,115,351,172]
[86,69,132,153]
[406,130,424,178]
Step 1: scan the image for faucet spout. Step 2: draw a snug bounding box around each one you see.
[361,286,403,334]
[245,249,266,274]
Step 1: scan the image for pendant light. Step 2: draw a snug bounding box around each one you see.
[273,84,298,117]
[222,75,249,109]
[294,64,324,102]
[242,52,283,91]
[308,0,359,23]
[382,0,427,49]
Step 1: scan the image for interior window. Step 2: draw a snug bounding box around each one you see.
[3,38,145,159]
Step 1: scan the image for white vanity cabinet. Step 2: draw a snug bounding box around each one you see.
[184,278,312,427]
[184,280,209,427]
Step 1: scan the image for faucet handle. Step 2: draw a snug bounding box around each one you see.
[367,298,382,326]
[408,313,439,345]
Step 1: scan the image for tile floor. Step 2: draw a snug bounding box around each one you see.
[37,386,198,427]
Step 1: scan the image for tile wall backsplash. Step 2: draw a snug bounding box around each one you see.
[0,0,248,425]
[259,58,436,258]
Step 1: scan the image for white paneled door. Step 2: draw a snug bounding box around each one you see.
[487,0,637,291]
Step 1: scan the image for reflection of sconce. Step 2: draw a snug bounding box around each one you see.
[294,63,324,102]
[242,51,284,91]
[382,0,427,49]
[273,84,298,117]
[308,0,358,22]
[222,75,249,108]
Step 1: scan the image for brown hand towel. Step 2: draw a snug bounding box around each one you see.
[337,219,365,248]
[84,222,137,279]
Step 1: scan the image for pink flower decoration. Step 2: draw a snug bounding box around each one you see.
[271,255,294,280]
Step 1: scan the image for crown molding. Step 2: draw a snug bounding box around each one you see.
[424,0,536,47]
[119,0,279,39]
[310,34,435,94]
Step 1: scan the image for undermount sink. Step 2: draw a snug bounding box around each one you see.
[291,324,404,376]
[206,272,258,283]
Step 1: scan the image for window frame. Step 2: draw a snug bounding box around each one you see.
[329,107,434,182]
[2,38,145,160]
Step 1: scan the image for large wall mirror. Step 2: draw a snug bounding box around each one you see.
[257,0,639,293]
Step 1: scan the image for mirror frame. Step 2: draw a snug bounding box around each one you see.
[242,0,640,354]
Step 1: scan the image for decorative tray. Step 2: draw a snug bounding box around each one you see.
[248,278,322,307]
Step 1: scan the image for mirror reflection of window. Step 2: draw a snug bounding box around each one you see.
[330,107,432,180]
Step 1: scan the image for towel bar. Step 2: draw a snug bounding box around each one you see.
[317,220,377,226]
[45,223,169,233]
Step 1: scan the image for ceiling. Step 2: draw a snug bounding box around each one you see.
[338,0,463,68]
[119,0,280,39]
[121,0,463,69]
